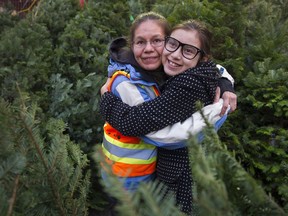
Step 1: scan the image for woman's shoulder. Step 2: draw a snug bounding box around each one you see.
[164,68,217,91]
[164,73,203,91]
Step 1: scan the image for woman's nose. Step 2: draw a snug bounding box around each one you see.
[143,42,155,51]
[170,47,182,59]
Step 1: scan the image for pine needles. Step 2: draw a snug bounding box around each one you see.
[188,106,286,216]
[0,89,90,216]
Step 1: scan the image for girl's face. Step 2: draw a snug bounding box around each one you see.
[132,20,165,71]
[162,29,202,76]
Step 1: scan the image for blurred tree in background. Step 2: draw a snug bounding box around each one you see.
[0,0,287,215]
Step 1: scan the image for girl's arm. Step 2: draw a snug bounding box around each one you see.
[101,71,214,137]
[141,99,229,147]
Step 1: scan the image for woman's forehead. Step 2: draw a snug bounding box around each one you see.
[134,20,165,38]
[170,29,201,46]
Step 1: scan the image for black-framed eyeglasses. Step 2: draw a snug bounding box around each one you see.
[164,36,204,60]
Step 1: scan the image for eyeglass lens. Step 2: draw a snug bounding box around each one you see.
[165,37,202,60]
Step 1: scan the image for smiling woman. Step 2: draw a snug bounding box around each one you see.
[99,11,170,193]
[162,20,211,77]
[131,19,166,70]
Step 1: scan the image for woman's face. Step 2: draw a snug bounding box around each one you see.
[162,29,202,76]
[132,20,165,71]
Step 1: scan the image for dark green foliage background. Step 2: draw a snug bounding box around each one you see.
[0,0,287,215]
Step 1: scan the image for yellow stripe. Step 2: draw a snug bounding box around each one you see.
[102,145,157,164]
[104,132,156,150]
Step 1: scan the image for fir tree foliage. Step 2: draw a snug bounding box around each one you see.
[0,0,131,147]
[1,0,288,214]
[222,1,288,210]
[33,0,80,44]
[188,110,286,215]
[0,90,90,216]
[234,58,288,210]
[245,0,288,69]
[44,0,130,146]
[0,16,53,107]
[128,0,144,20]
[0,5,21,33]
[0,0,131,213]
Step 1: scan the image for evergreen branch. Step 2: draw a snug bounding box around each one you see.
[217,150,286,215]
[67,143,86,199]
[189,138,233,216]
[93,146,140,216]
[136,181,184,216]
[20,111,66,216]
[16,84,66,216]
[76,171,90,216]
[189,105,286,215]
[7,174,19,216]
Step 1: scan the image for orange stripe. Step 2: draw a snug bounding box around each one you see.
[152,85,160,96]
[104,123,141,143]
[105,156,156,177]
[107,70,130,92]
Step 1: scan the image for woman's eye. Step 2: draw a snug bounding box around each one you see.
[184,47,197,54]
[168,41,177,48]
[136,40,145,45]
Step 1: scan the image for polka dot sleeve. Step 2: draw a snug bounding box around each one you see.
[100,62,219,137]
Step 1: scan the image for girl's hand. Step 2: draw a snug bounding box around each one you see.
[214,87,237,115]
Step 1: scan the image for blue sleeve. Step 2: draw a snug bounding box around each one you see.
[140,136,187,149]
[197,114,228,142]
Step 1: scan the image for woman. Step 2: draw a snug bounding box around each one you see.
[100,12,236,214]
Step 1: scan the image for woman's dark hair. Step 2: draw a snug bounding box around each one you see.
[128,11,170,46]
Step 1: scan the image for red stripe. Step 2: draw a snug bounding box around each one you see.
[104,123,141,143]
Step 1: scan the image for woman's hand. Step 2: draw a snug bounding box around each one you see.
[100,78,111,95]
[214,87,237,115]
